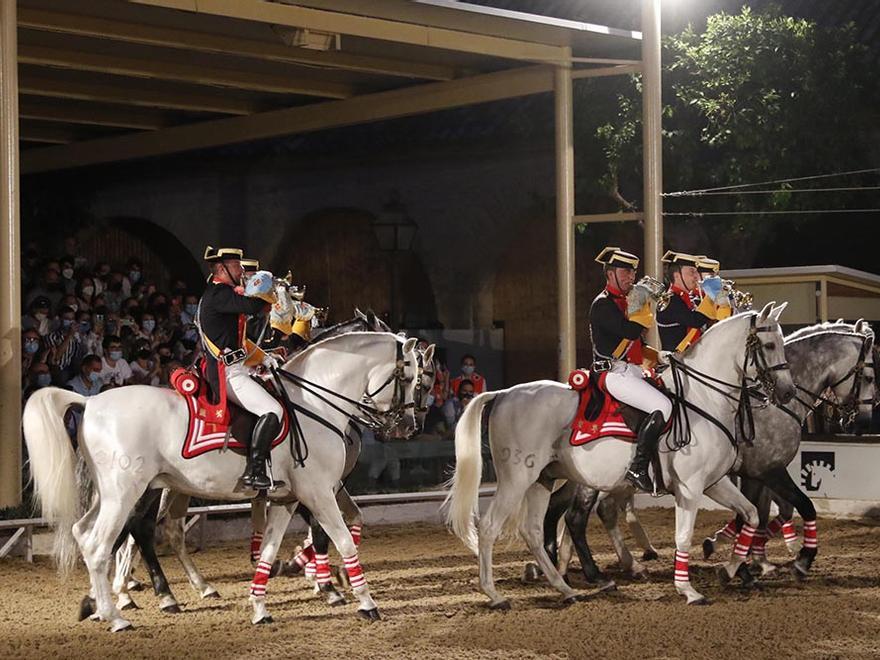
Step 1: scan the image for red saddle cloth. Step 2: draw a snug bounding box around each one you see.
[170,367,290,459]
[567,369,638,447]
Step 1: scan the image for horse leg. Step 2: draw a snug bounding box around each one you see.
[524,480,574,583]
[565,487,614,587]
[520,483,584,603]
[334,487,362,588]
[74,487,147,631]
[767,491,798,555]
[128,494,181,614]
[704,478,760,588]
[747,484,778,576]
[764,467,818,577]
[476,475,533,609]
[163,508,220,599]
[622,494,658,561]
[112,536,139,611]
[672,489,709,604]
[249,502,297,625]
[597,495,643,580]
[305,491,379,621]
[250,494,268,565]
[310,516,346,606]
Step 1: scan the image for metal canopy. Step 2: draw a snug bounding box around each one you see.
[17,0,641,173]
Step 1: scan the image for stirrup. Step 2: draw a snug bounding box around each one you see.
[625,468,654,494]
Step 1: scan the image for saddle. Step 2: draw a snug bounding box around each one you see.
[171,363,290,459]
[567,369,642,446]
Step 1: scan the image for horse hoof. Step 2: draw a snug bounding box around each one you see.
[702,539,715,560]
[522,563,542,583]
[689,597,711,606]
[597,579,617,593]
[642,550,659,562]
[716,565,733,587]
[328,596,347,607]
[789,563,809,582]
[110,619,134,632]
[489,600,511,611]
[735,563,757,588]
[202,589,221,599]
[269,560,284,578]
[78,596,96,621]
[629,570,648,582]
[127,580,145,592]
[563,593,589,605]
[357,608,381,622]
[161,604,182,614]
[120,600,140,611]
[254,615,274,625]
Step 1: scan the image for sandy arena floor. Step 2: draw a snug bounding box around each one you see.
[1,508,879,660]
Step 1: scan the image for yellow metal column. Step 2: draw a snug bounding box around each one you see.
[555,57,576,379]
[641,0,663,346]
[0,0,22,508]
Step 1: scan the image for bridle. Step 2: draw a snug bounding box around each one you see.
[788,332,875,430]
[667,314,791,448]
[413,349,436,417]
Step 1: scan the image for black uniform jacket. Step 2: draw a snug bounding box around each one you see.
[198,282,267,399]
[589,288,645,363]
[656,289,711,352]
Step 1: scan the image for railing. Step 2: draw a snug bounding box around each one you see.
[0,487,497,562]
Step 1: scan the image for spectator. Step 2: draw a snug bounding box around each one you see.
[75,310,102,356]
[27,263,66,311]
[443,378,475,433]
[45,306,86,382]
[93,262,112,296]
[130,347,161,386]
[76,276,97,311]
[22,328,49,388]
[102,271,128,313]
[180,293,199,326]
[59,258,77,295]
[68,354,103,397]
[61,236,88,271]
[99,335,132,387]
[22,296,53,336]
[450,354,487,396]
[24,361,53,401]
[135,310,158,346]
[127,258,143,288]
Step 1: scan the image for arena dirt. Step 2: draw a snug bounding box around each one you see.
[2,508,879,659]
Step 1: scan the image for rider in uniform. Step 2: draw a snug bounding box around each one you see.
[198,247,284,490]
[589,247,673,493]
[656,250,723,353]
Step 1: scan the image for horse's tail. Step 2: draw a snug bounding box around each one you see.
[22,387,87,574]
[443,390,499,555]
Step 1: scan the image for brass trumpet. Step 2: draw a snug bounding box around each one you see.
[721,279,753,311]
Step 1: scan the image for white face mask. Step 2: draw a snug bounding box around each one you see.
[461,365,475,376]
[62,268,74,280]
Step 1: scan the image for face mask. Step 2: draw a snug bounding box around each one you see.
[142,320,156,333]
[88,371,101,384]
[79,322,91,334]
[461,365,475,376]
[425,393,435,408]
[109,350,123,361]
[34,312,48,321]
[185,303,198,317]
[61,319,74,329]
[67,303,78,312]
[129,270,141,283]
[36,373,51,388]
[62,268,74,280]
[184,328,198,341]
[24,340,39,354]
[81,286,94,297]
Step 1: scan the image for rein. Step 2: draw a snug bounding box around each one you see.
[666,315,790,449]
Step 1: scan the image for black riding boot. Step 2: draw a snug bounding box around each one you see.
[625,411,666,493]
[242,413,282,490]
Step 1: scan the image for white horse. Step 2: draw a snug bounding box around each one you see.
[445,303,795,606]
[24,330,422,631]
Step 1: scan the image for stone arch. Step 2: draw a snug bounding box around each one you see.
[76,217,203,291]
[272,207,437,328]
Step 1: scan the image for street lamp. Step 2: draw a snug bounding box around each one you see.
[371,193,418,328]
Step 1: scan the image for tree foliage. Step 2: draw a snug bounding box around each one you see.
[589,6,878,265]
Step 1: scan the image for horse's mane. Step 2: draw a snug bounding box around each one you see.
[285,330,400,367]
[785,321,873,344]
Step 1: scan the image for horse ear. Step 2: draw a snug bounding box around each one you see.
[770,301,788,322]
[403,337,418,354]
[424,344,436,364]
[854,318,865,333]
[355,307,366,321]
[758,301,775,323]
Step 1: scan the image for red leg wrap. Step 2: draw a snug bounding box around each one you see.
[674,550,689,585]
[766,515,784,537]
[751,529,768,557]
[294,544,316,568]
[733,524,756,559]
[350,525,362,547]
[803,520,818,550]
[250,532,263,563]
[315,553,332,585]
[250,560,272,598]
[782,521,798,545]
[717,519,737,541]
[343,553,367,589]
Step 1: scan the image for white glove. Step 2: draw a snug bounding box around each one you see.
[262,352,280,370]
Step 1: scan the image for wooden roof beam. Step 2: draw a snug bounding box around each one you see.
[22,65,558,173]
[19,75,261,115]
[130,0,568,63]
[19,44,355,98]
[19,98,170,130]
[18,7,456,81]
[19,125,83,144]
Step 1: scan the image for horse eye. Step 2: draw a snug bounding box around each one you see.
[764,342,775,351]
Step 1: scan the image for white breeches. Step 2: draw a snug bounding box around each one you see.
[603,362,672,421]
[225,362,284,421]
